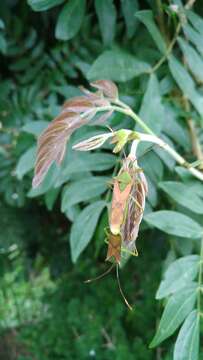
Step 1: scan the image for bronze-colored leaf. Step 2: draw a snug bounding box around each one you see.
[91,80,118,100]
[32,80,119,188]
[62,96,93,113]
[94,110,113,124]
[32,111,87,188]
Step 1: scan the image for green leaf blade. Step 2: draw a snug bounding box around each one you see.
[55,0,86,40]
[183,24,203,56]
[95,0,116,46]
[15,146,36,180]
[135,10,167,54]
[159,181,203,214]
[168,55,203,116]
[144,210,202,239]
[70,201,106,262]
[28,0,64,11]
[87,49,151,82]
[173,310,200,360]
[22,121,49,136]
[61,176,108,212]
[150,287,197,348]
[177,37,203,82]
[121,0,139,38]
[186,10,203,37]
[139,73,165,134]
[156,255,200,299]
[56,152,116,187]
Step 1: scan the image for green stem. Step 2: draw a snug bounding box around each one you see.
[94,104,203,181]
[198,239,203,313]
[148,0,196,74]
[111,105,155,135]
[149,22,181,74]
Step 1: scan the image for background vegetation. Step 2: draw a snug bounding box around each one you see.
[0,0,203,359]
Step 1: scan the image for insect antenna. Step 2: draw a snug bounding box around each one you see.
[84,263,115,283]
[116,264,133,311]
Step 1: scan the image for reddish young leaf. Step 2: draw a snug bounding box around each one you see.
[32,112,88,188]
[32,80,118,188]
[91,80,118,100]
[94,109,113,124]
[62,96,93,113]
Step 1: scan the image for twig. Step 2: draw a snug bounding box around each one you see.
[148,0,196,74]
[101,327,116,350]
[108,105,203,182]
[149,22,181,74]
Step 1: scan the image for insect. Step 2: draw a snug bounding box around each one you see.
[85,146,154,310]
[108,156,147,256]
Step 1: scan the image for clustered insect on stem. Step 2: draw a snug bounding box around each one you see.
[32,80,203,267]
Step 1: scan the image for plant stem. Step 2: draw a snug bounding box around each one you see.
[147,0,196,75]
[149,22,181,74]
[108,105,203,181]
[136,133,203,181]
[198,238,203,313]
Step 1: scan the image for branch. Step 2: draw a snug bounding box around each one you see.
[99,103,203,182]
[148,0,197,74]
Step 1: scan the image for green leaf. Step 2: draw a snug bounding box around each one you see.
[186,10,203,37]
[121,0,139,38]
[168,55,203,116]
[173,310,200,360]
[144,210,202,239]
[156,255,199,299]
[70,201,106,262]
[15,146,36,180]
[135,10,167,54]
[57,152,116,187]
[0,19,5,29]
[163,104,191,151]
[28,0,64,11]
[139,73,164,134]
[146,178,158,208]
[45,188,60,211]
[95,0,116,46]
[65,204,80,222]
[28,164,60,197]
[177,37,203,82]
[0,33,7,54]
[55,0,86,40]
[22,121,49,136]
[87,49,151,82]
[183,24,203,56]
[140,151,164,183]
[159,181,203,214]
[61,176,108,212]
[150,287,197,348]
[154,135,176,170]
